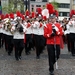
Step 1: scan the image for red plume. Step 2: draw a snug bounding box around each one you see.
[46,3,54,14]
[21,14,25,20]
[9,13,14,19]
[54,10,59,17]
[16,11,21,17]
[70,12,72,18]
[31,12,35,18]
[5,14,9,18]
[70,10,75,18]
[25,10,30,16]
[36,8,42,14]
[1,14,5,20]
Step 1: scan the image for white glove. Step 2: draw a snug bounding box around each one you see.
[54,26,59,31]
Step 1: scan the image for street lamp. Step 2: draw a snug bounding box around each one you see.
[26,0,28,10]
[24,0,30,11]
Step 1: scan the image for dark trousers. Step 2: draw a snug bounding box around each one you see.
[66,34,71,52]
[14,39,24,59]
[7,35,13,55]
[3,34,8,51]
[69,33,75,55]
[0,33,2,48]
[47,44,60,72]
[34,34,45,57]
[25,34,33,54]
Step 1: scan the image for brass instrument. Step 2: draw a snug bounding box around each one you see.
[8,18,24,34]
[15,23,24,34]
[7,21,12,31]
[3,18,13,34]
[14,19,24,34]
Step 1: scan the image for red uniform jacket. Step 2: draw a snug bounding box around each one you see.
[44,22,64,45]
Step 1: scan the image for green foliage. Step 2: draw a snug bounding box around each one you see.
[0,6,2,10]
[2,0,24,14]
[51,0,59,10]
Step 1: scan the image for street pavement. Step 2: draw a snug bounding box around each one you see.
[0,44,75,75]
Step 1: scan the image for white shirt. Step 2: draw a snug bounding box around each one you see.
[13,23,27,39]
[32,21,40,35]
[0,23,3,33]
[68,20,75,33]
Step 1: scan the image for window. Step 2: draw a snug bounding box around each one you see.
[35,0,42,2]
[31,5,34,7]
[73,0,75,4]
[42,0,47,2]
[31,0,47,2]
[36,5,41,7]
[30,0,35,1]
[59,12,69,16]
[59,12,63,16]
[63,12,67,16]
[67,12,69,16]
[59,3,70,8]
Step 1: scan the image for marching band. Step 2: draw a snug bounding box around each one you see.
[1,3,75,75]
[0,10,47,61]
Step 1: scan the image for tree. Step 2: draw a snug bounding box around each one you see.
[2,0,24,14]
[51,0,59,10]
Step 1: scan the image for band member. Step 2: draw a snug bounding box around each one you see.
[24,19,32,55]
[12,14,27,60]
[64,20,71,52]
[62,18,68,44]
[65,10,75,56]
[5,13,15,56]
[38,19,46,54]
[24,11,32,55]
[2,14,9,52]
[5,19,14,56]
[44,3,63,75]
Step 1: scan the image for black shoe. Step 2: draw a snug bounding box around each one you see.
[50,71,54,75]
[19,56,21,60]
[16,58,19,61]
[72,54,75,56]
[36,56,40,59]
[26,52,30,55]
[8,52,11,56]
[6,49,8,52]
[1,45,3,48]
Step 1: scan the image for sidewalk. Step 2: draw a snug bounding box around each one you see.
[0,44,75,75]
[55,44,75,75]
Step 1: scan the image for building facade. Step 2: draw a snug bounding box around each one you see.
[30,0,48,12]
[1,0,70,20]
[30,0,70,20]
[70,0,75,10]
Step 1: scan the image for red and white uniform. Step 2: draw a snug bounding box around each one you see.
[44,22,64,45]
